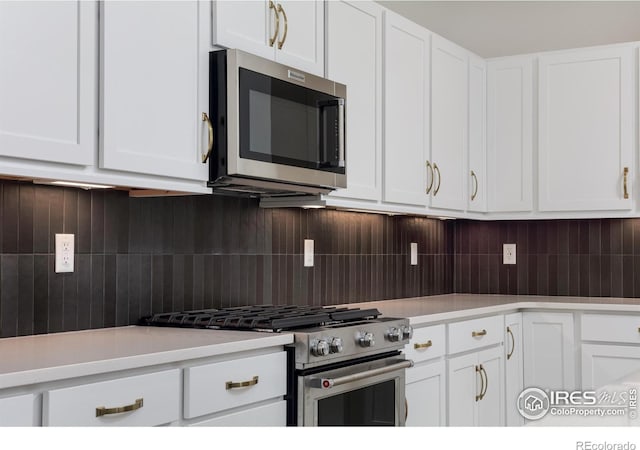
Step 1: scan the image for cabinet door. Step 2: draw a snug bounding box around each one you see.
[538,47,633,211]
[382,11,430,207]
[0,1,95,166]
[430,35,468,211]
[477,346,505,426]
[190,400,286,426]
[326,1,382,202]
[505,312,524,426]
[468,55,487,212]
[487,57,533,212]
[448,352,479,426]
[405,360,446,426]
[523,312,576,391]
[582,344,640,390]
[0,394,36,426]
[100,1,209,182]
[273,1,324,76]
[212,1,274,60]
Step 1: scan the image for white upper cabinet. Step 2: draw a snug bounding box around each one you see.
[468,55,487,213]
[100,1,209,182]
[487,56,533,212]
[212,0,324,76]
[0,1,96,166]
[383,11,430,207]
[325,1,382,202]
[430,35,468,212]
[538,46,633,212]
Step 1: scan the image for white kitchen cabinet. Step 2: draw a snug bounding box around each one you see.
[0,394,37,426]
[538,46,633,212]
[212,0,324,76]
[448,346,504,426]
[430,34,468,212]
[382,10,430,207]
[0,0,96,166]
[504,312,524,426]
[468,55,487,212]
[523,312,576,391]
[406,360,446,426]
[190,400,287,426]
[325,1,383,202]
[487,56,533,212]
[100,1,209,183]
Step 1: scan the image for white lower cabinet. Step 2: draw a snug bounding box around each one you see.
[448,346,504,426]
[0,394,37,426]
[504,312,524,426]
[190,400,287,427]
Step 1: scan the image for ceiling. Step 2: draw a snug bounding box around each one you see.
[377,1,640,58]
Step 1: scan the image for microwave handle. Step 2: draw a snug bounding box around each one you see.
[309,359,413,389]
[337,98,345,168]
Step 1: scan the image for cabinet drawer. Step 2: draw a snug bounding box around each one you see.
[582,314,640,344]
[190,401,286,427]
[405,324,445,363]
[43,369,180,426]
[0,394,35,426]
[448,315,503,354]
[184,352,287,419]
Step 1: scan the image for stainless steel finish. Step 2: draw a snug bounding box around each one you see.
[287,69,305,83]
[329,337,343,354]
[310,339,330,357]
[358,332,375,348]
[211,176,333,197]
[309,360,413,389]
[220,49,347,193]
[338,99,345,168]
[401,325,413,340]
[386,327,402,342]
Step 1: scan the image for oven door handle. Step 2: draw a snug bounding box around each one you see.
[309,360,414,389]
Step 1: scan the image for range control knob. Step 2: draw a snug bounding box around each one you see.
[311,339,330,357]
[358,332,375,348]
[386,327,402,342]
[329,338,344,354]
[401,325,414,340]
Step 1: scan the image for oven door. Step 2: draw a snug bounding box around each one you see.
[298,356,412,426]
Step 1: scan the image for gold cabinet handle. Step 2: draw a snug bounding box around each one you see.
[414,340,433,350]
[276,3,288,49]
[405,397,409,422]
[226,375,259,390]
[506,326,515,360]
[471,329,487,337]
[268,1,280,47]
[479,364,488,400]
[96,398,143,417]
[433,163,441,196]
[201,112,213,163]
[426,161,434,194]
[470,170,478,201]
[624,167,629,199]
[475,365,483,401]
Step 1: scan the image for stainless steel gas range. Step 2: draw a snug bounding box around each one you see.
[142,305,414,426]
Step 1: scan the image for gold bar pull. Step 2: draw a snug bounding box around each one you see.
[226,376,259,390]
[472,329,487,337]
[433,163,441,196]
[276,3,288,49]
[506,326,515,360]
[475,365,482,401]
[268,1,280,47]
[201,112,213,163]
[624,167,629,199]
[426,161,434,194]
[479,364,488,400]
[96,398,143,417]
[470,170,478,201]
[414,340,433,350]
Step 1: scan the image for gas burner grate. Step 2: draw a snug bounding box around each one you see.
[140,305,381,332]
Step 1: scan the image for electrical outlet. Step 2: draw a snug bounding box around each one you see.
[304,239,314,267]
[503,243,516,265]
[55,234,75,273]
[410,243,418,266]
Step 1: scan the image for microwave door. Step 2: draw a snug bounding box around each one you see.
[318,99,345,170]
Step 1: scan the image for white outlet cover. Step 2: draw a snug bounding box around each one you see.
[503,243,516,265]
[55,233,75,273]
[304,239,314,267]
[410,243,418,266]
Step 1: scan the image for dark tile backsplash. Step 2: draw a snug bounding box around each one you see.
[0,180,452,338]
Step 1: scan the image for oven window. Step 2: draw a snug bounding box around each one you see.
[316,380,396,426]
[238,68,345,174]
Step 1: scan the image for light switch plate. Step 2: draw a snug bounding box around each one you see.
[410,243,418,266]
[304,239,314,267]
[55,234,75,273]
[503,243,516,265]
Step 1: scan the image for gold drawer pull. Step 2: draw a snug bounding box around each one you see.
[624,167,629,199]
[226,376,259,390]
[414,340,433,350]
[96,398,143,417]
[472,329,487,337]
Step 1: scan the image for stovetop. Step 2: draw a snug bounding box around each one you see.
[140,305,383,332]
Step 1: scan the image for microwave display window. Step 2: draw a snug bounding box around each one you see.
[239,68,345,174]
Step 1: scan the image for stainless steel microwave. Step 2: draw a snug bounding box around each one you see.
[207,49,347,197]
